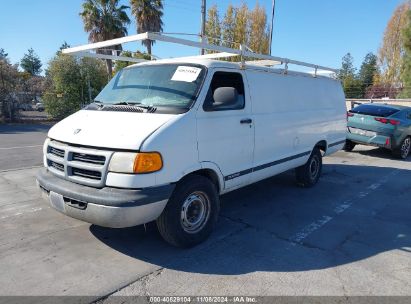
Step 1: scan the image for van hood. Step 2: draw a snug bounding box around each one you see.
[48,110,175,150]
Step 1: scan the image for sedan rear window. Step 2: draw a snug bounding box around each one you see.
[350,104,400,117]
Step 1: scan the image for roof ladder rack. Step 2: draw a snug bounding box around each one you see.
[62,32,338,75]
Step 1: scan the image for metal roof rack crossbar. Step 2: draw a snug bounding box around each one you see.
[62,32,338,75]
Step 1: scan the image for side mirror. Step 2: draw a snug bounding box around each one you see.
[211,87,239,110]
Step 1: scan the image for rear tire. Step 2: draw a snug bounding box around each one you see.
[156,175,220,248]
[343,140,356,152]
[295,148,322,188]
[393,137,411,159]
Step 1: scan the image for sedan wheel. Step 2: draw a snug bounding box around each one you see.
[400,137,411,159]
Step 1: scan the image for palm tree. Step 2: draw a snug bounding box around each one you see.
[80,0,130,76]
[130,0,163,55]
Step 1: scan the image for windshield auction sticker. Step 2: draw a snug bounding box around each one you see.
[171,66,202,82]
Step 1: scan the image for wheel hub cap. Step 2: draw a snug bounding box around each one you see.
[180,191,210,233]
[401,138,411,158]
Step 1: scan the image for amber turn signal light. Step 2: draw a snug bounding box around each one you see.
[133,152,163,174]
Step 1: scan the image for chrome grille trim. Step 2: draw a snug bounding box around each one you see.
[72,153,105,165]
[46,140,113,187]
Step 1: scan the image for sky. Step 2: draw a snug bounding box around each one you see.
[0,0,405,74]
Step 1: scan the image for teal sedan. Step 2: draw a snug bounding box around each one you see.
[345,103,411,159]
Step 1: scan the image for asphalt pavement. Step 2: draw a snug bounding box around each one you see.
[0,124,410,299]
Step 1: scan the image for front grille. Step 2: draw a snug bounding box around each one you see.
[49,147,64,158]
[72,152,105,165]
[72,168,102,180]
[48,160,64,172]
[46,140,113,187]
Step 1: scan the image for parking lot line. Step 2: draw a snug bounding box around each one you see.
[0,207,44,220]
[289,169,400,244]
[0,145,43,150]
[0,165,43,173]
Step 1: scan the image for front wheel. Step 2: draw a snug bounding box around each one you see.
[295,148,322,188]
[156,175,220,248]
[393,137,411,159]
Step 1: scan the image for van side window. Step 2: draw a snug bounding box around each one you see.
[203,72,245,111]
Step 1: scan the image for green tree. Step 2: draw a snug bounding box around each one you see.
[214,2,270,57]
[400,10,411,97]
[80,57,108,102]
[221,4,235,48]
[205,5,221,49]
[338,53,356,79]
[20,48,42,76]
[378,1,411,86]
[0,48,8,62]
[249,2,270,54]
[80,0,130,76]
[43,53,108,119]
[338,53,363,98]
[0,59,20,120]
[113,50,151,73]
[233,3,249,48]
[57,42,71,55]
[358,52,379,96]
[130,0,163,55]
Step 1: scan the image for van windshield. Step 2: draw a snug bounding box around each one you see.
[95,64,206,111]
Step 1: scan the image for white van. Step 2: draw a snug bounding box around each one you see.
[37,58,346,247]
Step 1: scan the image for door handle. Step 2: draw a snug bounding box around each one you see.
[240,118,253,124]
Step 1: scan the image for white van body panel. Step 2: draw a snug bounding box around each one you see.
[48,110,175,150]
[196,68,255,190]
[245,69,346,184]
[139,111,200,186]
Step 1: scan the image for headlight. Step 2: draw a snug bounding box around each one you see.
[43,138,50,167]
[108,152,163,174]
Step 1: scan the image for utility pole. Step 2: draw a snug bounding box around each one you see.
[200,0,206,55]
[268,0,276,55]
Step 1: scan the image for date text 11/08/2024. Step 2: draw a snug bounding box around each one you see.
[149,296,258,303]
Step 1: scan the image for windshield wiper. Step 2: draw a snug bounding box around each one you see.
[112,101,157,113]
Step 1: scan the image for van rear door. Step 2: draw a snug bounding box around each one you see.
[196,69,254,190]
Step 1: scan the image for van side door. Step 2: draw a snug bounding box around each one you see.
[196,69,254,190]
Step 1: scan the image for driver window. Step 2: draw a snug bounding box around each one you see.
[203,72,245,111]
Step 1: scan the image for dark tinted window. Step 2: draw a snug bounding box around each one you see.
[350,104,400,117]
[203,72,245,111]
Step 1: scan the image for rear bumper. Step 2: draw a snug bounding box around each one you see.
[36,168,175,228]
[347,132,393,149]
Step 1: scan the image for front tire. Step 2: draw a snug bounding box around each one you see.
[295,148,322,188]
[156,175,220,248]
[393,137,411,159]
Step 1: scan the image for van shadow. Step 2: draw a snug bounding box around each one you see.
[90,164,411,275]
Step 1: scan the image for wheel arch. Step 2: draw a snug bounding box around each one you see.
[315,140,328,155]
[177,163,224,194]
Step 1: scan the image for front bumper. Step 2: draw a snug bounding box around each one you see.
[36,168,175,228]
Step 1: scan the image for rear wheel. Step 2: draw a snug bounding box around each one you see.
[156,175,220,248]
[393,137,411,159]
[343,140,356,152]
[295,148,322,188]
